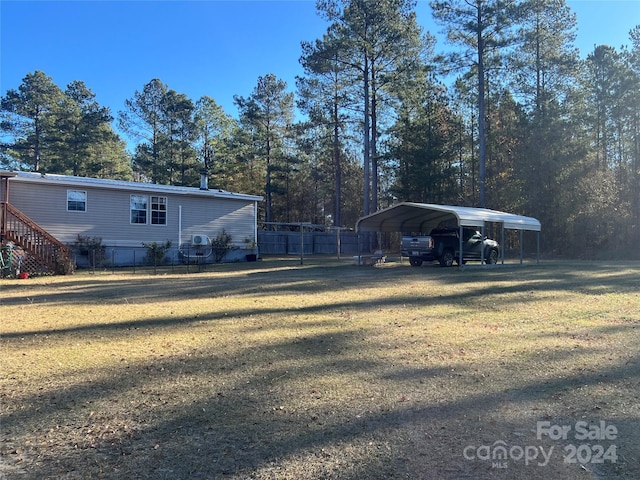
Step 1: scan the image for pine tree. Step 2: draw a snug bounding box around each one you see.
[316,0,425,215]
[509,0,579,239]
[234,74,295,223]
[193,96,237,189]
[119,79,168,183]
[430,0,518,207]
[54,81,128,178]
[120,79,199,185]
[298,32,357,226]
[1,70,63,171]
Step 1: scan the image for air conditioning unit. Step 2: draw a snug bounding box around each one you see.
[191,234,209,246]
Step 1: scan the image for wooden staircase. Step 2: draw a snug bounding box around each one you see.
[1,201,74,275]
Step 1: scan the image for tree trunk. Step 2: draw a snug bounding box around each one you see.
[363,54,371,216]
[477,4,486,208]
[265,134,272,223]
[371,61,378,213]
[333,96,342,226]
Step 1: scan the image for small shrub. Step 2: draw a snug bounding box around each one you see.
[142,240,172,266]
[75,235,106,267]
[211,230,234,263]
[55,253,76,275]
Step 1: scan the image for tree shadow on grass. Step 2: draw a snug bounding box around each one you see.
[2,260,638,310]
[3,261,638,341]
[2,261,639,478]
[2,318,639,479]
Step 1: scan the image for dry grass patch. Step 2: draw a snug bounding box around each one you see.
[1,259,639,479]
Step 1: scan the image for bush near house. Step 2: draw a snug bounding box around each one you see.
[211,230,234,263]
[142,240,172,266]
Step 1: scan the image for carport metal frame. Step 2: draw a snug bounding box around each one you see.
[355,202,541,267]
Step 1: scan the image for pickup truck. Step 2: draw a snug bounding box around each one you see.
[401,227,500,267]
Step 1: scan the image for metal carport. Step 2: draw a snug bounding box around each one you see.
[356,202,541,266]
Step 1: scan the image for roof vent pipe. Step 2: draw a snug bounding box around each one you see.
[200,170,209,190]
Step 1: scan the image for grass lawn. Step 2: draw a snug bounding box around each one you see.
[1,258,639,479]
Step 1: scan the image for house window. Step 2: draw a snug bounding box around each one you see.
[130,195,148,224]
[151,196,167,225]
[67,190,86,212]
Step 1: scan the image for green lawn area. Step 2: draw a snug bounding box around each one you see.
[1,259,639,479]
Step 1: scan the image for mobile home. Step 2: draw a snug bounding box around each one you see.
[1,171,262,271]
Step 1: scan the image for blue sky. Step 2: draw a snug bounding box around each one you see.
[1,0,638,124]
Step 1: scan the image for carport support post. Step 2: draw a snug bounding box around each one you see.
[520,230,524,265]
[300,223,304,265]
[501,225,505,264]
[481,224,486,264]
[458,225,464,269]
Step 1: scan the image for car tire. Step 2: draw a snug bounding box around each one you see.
[439,250,454,267]
[409,257,423,267]
[486,249,499,264]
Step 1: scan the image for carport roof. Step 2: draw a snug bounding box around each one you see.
[356,202,541,233]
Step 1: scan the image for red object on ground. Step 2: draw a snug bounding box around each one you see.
[18,272,29,279]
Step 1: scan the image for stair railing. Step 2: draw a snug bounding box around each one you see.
[1,201,74,274]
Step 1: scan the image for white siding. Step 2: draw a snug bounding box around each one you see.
[177,196,255,246]
[7,181,257,247]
